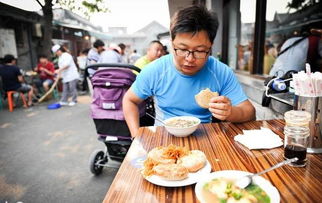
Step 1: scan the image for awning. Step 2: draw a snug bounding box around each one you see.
[88,31,112,40]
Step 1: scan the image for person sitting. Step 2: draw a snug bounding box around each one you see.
[33,55,55,93]
[123,6,255,138]
[134,40,164,73]
[0,54,34,106]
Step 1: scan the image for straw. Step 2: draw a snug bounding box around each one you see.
[292,64,322,97]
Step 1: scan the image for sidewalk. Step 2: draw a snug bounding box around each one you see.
[0,95,119,203]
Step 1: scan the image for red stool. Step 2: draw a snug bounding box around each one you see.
[7,91,28,112]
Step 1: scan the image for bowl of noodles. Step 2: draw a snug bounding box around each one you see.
[164,116,200,137]
[195,170,280,203]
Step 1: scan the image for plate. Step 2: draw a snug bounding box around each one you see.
[195,170,280,203]
[144,160,212,187]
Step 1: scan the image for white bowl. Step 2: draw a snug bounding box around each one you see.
[164,116,201,137]
[195,170,280,203]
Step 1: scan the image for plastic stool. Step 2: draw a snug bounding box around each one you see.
[7,91,28,112]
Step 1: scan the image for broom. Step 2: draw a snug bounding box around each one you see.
[38,77,60,103]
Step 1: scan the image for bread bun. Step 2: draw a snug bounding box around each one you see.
[153,164,189,180]
[177,150,207,172]
[195,88,219,108]
[147,147,176,165]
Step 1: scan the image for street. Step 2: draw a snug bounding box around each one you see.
[0,95,119,203]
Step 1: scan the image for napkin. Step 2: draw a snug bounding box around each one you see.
[234,127,283,150]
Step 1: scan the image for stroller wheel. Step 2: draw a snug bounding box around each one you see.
[89,150,106,175]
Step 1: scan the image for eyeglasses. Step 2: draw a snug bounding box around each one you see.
[173,48,210,59]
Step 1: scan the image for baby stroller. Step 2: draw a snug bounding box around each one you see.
[86,63,145,175]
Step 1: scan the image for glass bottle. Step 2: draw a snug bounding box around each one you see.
[283,110,311,167]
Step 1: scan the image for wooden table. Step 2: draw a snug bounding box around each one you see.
[103,120,322,203]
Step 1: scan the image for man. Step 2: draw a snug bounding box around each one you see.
[0,54,34,106]
[84,39,105,91]
[134,40,164,72]
[269,33,322,77]
[123,6,256,137]
[118,43,127,63]
[129,49,141,64]
[34,55,55,92]
[87,39,105,65]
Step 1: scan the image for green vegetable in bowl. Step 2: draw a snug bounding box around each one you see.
[202,178,270,203]
[246,184,270,203]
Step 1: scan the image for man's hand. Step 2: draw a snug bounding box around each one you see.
[208,96,232,121]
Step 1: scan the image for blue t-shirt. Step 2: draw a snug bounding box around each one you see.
[132,54,247,123]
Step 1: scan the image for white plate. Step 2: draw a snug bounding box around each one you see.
[144,160,212,187]
[195,170,280,203]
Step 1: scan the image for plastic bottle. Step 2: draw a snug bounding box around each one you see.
[271,79,286,91]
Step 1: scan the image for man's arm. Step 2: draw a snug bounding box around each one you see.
[209,96,255,123]
[123,88,144,138]
[18,75,24,83]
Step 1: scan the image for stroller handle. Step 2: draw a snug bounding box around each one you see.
[85,63,141,75]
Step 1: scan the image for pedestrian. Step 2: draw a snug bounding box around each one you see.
[87,39,105,65]
[52,44,79,106]
[123,6,255,137]
[129,49,141,64]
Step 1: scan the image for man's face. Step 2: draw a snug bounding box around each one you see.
[39,57,48,64]
[172,30,212,76]
[147,43,163,61]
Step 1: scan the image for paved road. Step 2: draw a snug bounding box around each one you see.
[0,96,119,203]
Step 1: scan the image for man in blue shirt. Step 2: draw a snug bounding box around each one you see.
[123,6,255,137]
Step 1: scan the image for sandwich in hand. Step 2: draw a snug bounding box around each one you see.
[195,88,219,108]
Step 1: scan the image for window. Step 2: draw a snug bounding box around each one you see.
[264,0,322,76]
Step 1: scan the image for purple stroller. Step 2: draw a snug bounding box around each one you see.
[86,63,144,175]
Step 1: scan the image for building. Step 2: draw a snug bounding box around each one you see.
[107,21,168,62]
[52,8,111,57]
[0,2,42,68]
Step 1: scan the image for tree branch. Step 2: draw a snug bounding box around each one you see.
[35,0,44,8]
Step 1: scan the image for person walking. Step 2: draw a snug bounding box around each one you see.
[52,45,79,106]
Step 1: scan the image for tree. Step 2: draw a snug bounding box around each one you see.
[35,0,107,57]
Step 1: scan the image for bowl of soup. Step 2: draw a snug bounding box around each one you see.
[195,170,280,203]
[164,116,200,137]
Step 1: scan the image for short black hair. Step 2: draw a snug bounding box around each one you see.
[93,39,105,48]
[149,40,163,47]
[3,54,16,63]
[38,54,47,60]
[170,5,219,43]
[118,43,126,50]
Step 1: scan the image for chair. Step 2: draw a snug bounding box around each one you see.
[6,91,28,112]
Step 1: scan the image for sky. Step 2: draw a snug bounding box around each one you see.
[240,0,291,23]
[1,0,293,30]
[0,0,170,33]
